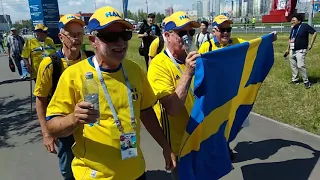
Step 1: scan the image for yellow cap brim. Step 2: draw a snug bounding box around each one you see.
[35,27,48,31]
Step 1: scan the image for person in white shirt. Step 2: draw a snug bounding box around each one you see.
[194,21,213,50]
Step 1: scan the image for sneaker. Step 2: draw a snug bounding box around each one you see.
[290,80,299,85]
[304,82,311,89]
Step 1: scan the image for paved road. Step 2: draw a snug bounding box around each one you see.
[0,54,319,180]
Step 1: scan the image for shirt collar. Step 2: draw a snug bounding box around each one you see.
[213,37,233,47]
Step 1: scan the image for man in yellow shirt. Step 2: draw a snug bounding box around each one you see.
[22,24,56,80]
[45,6,175,180]
[34,14,88,180]
[148,17,171,63]
[198,15,246,54]
[147,11,200,180]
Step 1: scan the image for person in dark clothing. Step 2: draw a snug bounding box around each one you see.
[284,13,317,89]
[138,13,161,68]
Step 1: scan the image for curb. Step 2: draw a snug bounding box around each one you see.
[250,112,320,139]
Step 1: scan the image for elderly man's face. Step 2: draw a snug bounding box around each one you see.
[90,22,132,62]
[59,22,84,52]
[214,21,232,45]
[165,24,195,54]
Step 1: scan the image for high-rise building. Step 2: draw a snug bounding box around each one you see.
[202,0,210,19]
[253,0,261,16]
[194,1,203,18]
[212,0,221,16]
[233,0,242,17]
[165,7,174,16]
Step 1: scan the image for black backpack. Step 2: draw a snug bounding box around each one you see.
[156,35,165,55]
[49,50,95,100]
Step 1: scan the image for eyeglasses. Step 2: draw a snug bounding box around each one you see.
[62,32,83,39]
[216,27,232,33]
[96,31,132,42]
[173,29,196,37]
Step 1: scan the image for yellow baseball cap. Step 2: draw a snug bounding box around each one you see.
[164,11,200,32]
[162,16,171,26]
[34,24,48,31]
[212,15,233,27]
[88,6,133,32]
[58,14,85,30]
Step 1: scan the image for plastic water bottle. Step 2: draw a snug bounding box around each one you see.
[182,35,197,54]
[83,72,100,126]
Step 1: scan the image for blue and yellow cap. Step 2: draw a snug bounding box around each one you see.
[88,6,133,32]
[162,16,171,27]
[34,24,48,31]
[212,15,233,27]
[58,14,85,30]
[164,11,200,32]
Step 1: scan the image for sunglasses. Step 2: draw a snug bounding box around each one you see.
[216,27,232,33]
[176,29,196,37]
[96,31,132,42]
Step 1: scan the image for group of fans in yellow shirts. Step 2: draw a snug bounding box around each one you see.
[16,5,277,180]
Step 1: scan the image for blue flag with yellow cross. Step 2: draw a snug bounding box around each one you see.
[178,33,275,180]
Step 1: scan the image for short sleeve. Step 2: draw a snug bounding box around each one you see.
[46,69,78,119]
[140,70,157,110]
[147,59,175,100]
[33,58,53,97]
[148,37,159,57]
[198,41,210,54]
[21,39,30,59]
[306,24,316,34]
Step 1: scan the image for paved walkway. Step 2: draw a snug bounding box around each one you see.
[0,55,319,180]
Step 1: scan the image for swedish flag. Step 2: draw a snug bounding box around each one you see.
[178,34,275,180]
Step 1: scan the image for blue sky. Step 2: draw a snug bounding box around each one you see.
[4,0,193,22]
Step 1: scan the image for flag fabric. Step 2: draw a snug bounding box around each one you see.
[178,33,275,180]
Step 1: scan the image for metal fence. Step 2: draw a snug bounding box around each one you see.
[207,23,320,34]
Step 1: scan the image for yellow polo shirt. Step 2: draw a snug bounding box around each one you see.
[198,37,246,54]
[34,49,87,98]
[21,37,56,78]
[46,57,156,179]
[147,51,195,156]
[149,36,166,58]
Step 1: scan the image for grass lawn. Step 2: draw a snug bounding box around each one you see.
[83,33,320,135]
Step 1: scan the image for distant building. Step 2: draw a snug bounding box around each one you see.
[165,7,174,16]
[184,10,198,21]
[196,1,203,18]
[212,0,221,16]
[0,14,11,31]
[202,0,210,19]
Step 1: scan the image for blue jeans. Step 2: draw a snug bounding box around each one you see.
[20,60,29,77]
[57,135,75,180]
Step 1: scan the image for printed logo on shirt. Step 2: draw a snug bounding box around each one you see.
[131,86,139,101]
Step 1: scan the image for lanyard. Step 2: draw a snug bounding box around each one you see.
[291,24,301,40]
[61,49,82,67]
[165,48,195,97]
[92,56,136,133]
